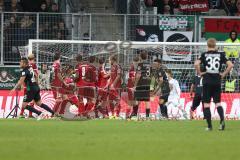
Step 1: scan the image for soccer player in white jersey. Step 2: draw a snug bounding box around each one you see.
[165,70,187,119]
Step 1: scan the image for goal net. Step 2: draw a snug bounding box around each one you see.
[28,39,240,120]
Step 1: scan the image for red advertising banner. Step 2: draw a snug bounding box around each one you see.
[204,18,240,33]
[179,0,209,12]
[0,90,239,119]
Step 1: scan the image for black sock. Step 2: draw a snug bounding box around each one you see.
[131,105,138,116]
[203,108,212,128]
[163,105,168,118]
[40,103,54,115]
[217,106,224,123]
[146,108,150,118]
[25,105,41,116]
[160,104,164,116]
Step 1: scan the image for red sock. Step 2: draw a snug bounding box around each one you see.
[29,111,33,117]
[78,102,85,115]
[59,100,68,114]
[53,100,61,113]
[20,107,24,116]
[108,103,114,116]
[126,108,131,118]
[28,102,34,117]
[114,104,121,117]
[85,102,95,113]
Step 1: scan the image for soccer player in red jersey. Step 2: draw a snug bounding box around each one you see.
[82,56,98,117]
[108,54,122,119]
[19,54,38,118]
[127,57,139,118]
[95,58,109,118]
[74,54,85,115]
[58,65,79,115]
[51,53,64,113]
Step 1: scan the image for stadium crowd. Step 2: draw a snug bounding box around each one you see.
[2,0,70,63]
[144,0,240,16]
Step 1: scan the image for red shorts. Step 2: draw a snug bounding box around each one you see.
[97,88,108,101]
[109,89,120,101]
[78,86,96,99]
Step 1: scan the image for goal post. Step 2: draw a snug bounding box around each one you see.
[27,39,240,83]
[27,39,240,119]
[28,39,239,68]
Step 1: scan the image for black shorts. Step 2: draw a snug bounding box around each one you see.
[23,88,41,103]
[160,94,169,104]
[134,85,150,101]
[202,84,221,103]
[192,94,202,110]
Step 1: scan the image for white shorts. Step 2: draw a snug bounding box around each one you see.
[166,98,180,108]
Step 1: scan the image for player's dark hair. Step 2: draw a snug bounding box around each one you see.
[53,52,61,61]
[230,30,237,37]
[110,54,118,62]
[88,56,96,63]
[154,59,162,64]
[21,57,29,65]
[76,54,82,62]
[98,58,105,64]
[140,51,148,60]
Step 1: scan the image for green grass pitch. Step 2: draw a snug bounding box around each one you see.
[0,119,239,160]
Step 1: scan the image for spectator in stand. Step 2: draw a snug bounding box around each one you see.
[45,0,53,11]
[49,2,62,32]
[222,0,237,16]
[224,69,238,93]
[209,0,223,9]
[5,0,23,12]
[155,0,174,14]
[4,16,19,59]
[235,0,240,15]
[224,30,240,60]
[11,0,23,11]
[55,31,64,40]
[163,5,171,14]
[17,15,36,46]
[83,32,91,54]
[20,0,42,12]
[0,0,4,11]
[50,2,59,12]
[39,63,51,90]
[39,2,48,12]
[58,21,69,39]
